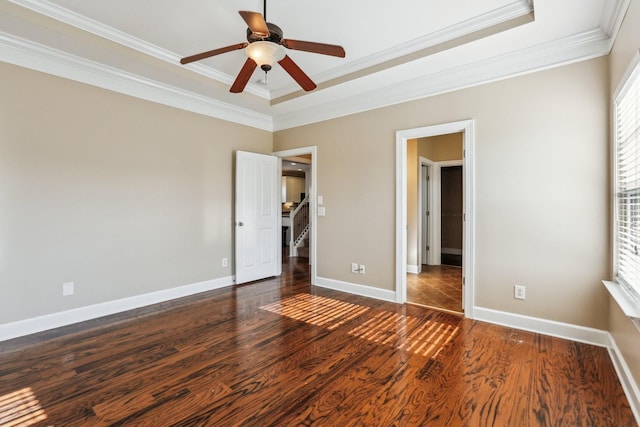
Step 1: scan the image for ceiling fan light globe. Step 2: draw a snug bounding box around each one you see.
[246,41,286,68]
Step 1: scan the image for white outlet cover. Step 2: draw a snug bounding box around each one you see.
[63,282,74,296]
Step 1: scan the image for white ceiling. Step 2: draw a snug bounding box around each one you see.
[0,0,630,130]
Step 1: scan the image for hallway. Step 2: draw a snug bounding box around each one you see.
[407,265,463,313]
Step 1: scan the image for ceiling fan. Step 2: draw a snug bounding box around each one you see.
[180,1,346,93]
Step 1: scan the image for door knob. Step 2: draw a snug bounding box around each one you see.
[238,221,244,226]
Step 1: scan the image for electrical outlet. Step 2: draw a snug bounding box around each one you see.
[359,264,366,274]
[222,258,228,267]
[351,263,359,273]
[514,285,526,300]
[63,282,74,296]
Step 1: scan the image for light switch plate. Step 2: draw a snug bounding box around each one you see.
[318,195,323,205]
[318,206,326,216]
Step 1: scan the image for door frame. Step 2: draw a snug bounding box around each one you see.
[272,146,318,285]
[395,120,475,317]
[418,158,464,268]
[419,161,432,267]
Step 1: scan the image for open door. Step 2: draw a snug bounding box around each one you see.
[235,151,279,284]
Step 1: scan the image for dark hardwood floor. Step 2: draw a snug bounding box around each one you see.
[407,265,463,313]
[0,258,636,426]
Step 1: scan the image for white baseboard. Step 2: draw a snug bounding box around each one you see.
[407,265,420,274]
[441,248,463,255]
[473,306,610,347]
[0,276,234,342]
[608,334,640,424]
[315,277,396,302]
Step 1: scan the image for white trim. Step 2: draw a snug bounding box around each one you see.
[425,158,443,265]
[396,120,475,318]
[276,159,283,276]
[0,10,627,134]
[0,276,234,342]
[1,5,626,134]
[270,0,534,99]
[474,307,610,346]
[407,265,420,274]
[603,281,640,319]
[4,0,534,102]
[315,277,397,303]
[0,32,273,131]
[608,334,640,423]
[273,29,612,131]
[272,146,318,285]
[418,160,431,265]
[600,0,632,49]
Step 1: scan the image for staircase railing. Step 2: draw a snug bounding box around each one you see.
[290,196,309,256]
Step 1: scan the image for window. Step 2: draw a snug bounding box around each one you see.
[614,56,640,302]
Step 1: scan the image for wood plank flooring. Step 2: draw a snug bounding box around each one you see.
[0,258,636,426]
[407,265,463,312]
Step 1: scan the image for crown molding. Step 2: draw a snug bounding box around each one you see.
[6,0,271,99]
[270,0,534,99]
[272,28,610,130]
[1,0,630,132]
[0,31,273,131]
[8,0,533,102]
[600,0,632,51]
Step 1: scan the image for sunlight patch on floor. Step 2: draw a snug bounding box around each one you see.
[260,293,369,330]
[0,387,48,427]
[348,311,459,358]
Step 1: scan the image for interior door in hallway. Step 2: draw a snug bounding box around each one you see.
[235,151,279,284]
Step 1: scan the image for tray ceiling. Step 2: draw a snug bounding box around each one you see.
[0,0,629,130]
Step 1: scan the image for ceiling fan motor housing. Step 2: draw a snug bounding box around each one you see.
[247,22,283,44]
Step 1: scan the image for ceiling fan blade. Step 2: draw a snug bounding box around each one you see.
[278,55,317,91]
[180,43,248,64]
[281,39,346,58]
[230,58,258,93]
[239,11,270,38]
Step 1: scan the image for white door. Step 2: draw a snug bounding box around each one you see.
[235,151,279,284]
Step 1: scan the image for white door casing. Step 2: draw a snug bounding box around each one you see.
[396,120,475,317]
[235,151,279,284]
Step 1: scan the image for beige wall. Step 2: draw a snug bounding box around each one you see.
[275,56,609,329]
[0,62,272,324]
[418,133,463,162]
[608,0,640,389]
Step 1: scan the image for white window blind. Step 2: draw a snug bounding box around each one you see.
[615,58,640,301]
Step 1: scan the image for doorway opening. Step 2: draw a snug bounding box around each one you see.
[406,135,463,312]
[281,155,311,259]
[395,120,475,318]
[273,147,317,285]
